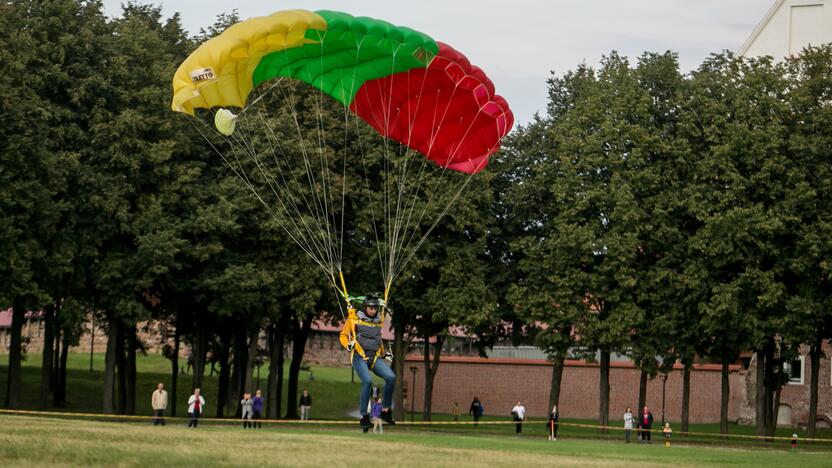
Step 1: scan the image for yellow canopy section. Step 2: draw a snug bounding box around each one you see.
[171,9,326,115]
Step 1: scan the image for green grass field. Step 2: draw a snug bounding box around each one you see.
[0,414,829,467]
[2,351,832,460]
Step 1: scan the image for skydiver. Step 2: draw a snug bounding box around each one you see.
[340,294,396,429]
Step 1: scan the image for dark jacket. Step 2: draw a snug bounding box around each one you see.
[639,411,654,429]
[252,396,263,412]
[547,410,559,430]
[469,401,483,416]
[549,410,559,423]
[299,394,312,406]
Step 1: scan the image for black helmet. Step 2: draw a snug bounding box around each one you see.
[364,295,380,310]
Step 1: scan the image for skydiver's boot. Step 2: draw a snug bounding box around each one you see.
[380,409,395,426]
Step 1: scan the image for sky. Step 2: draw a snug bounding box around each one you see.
[102,0,776,125]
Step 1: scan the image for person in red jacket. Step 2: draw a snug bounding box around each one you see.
[639,406,654,443]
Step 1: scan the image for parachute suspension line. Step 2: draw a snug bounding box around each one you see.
[276,79,341,276]
[379,54,454,286]
[283,83,339,271]
[185,116,329,275]
[225,118,335,275]
[307,45,340,275]
[239,79,285,116]
[384,43,411,289]
[377,42,433,290]
[352,108,388,282]
[229,103,333,271]
[391,83,496,280]
[251,103,334,264]
[384,59,435,289]
[394,169,477,280]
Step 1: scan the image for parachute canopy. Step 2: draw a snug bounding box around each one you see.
[171,9,513,174]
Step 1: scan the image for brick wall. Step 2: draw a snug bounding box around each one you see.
[739,341,832,427]
[403,355,743,424]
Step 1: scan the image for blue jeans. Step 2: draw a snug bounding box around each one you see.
[352,353,395,416]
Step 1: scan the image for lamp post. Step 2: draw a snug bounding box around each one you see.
[409,366,419,422]
[660,373,668,427]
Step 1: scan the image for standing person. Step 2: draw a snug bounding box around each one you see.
[339,295,396,428]
[187,388,205,428]
[640,406,654,443]
[151,383,168,426]
[299,389,312,421]
[548,404,559,441]
[511,400,526,435]
[240,392,253,428]
[252,389,264,429]
[185,348,193,374]
[623,407,634,443]
[451,402,461,422]
[469,397,484,425]
[371,397,384,434]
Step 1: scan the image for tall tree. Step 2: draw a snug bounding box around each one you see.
[782,45,832,438]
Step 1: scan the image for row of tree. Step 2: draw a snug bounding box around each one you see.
[499,46,832,437]
[2,1,831,437]
[0,0,493,422]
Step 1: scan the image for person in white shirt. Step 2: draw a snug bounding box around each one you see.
[187,388,206,428]
[511,401,526,435]
[623,407,634,443]
[151,383,168,426]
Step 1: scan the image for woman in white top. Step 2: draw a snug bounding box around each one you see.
[511,401,526,435]
[623,407,634,443]
[187,388,206,428]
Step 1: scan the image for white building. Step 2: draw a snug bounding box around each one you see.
[739,0,832,58]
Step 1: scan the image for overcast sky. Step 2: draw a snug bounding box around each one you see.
[102,0,775,125]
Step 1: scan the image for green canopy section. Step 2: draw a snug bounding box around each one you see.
[252,10,439,106]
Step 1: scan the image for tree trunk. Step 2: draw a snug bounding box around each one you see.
[244,326,260,393]
[52,329,62,407]
[763,345,778,437]
[754,350,766,436]
[51,331,60,392]
[5,297,26,409]
[548,349,566,408]
[422,333,445,421]
[55,328,70,406]
[115,320,126,414]
[638,366,648,415]
[125,324,137,415]
[392,317,408,421]
[599,348,611,431]
[266,323,278,419]
[267,318,287,419]
[768,359,783,438]
[681,360,691,434]
[192,316,208,391]
[231,324,249,416]
[216,328,232,418]
[102,314,118,414]
[720,356,730,435]
[770,385,782,438]
[807,338,822,438]
[40,303,55,409]
[170,318,180,417]
[285,317,312,419]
